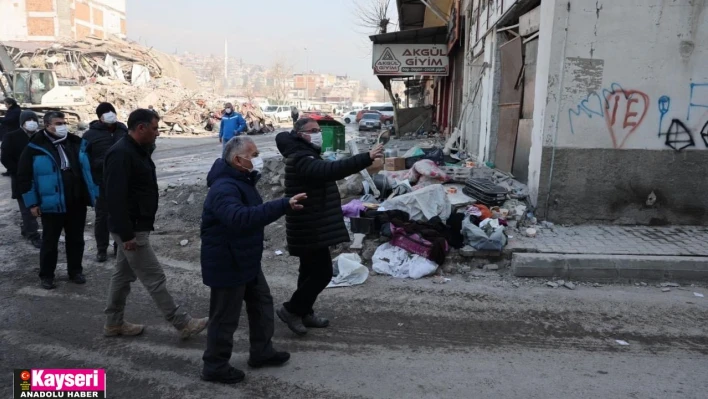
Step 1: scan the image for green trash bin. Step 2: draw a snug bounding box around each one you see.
[318,119,346,153]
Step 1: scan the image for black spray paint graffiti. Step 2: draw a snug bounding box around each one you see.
[661,119,695,152]
[657,93,708,152]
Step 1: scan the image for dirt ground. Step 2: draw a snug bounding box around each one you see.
[1,135,708,399]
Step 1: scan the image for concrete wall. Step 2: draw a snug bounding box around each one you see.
[531,0,708,225]
[0,0,126,42]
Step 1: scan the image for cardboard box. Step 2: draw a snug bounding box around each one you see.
[384,157,406,171]
[366,158,384,174]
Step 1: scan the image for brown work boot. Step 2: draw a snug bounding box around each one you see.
[179,317,209,340]
[104,322,145,337]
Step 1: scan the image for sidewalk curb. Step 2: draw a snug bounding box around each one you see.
[512,253,708,281]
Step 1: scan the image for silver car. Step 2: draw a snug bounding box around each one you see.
[358,113,382,131]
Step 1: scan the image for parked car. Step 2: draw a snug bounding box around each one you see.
[342,110,360,124]
[356,109,394,124]
[364,102,395,117]
[264,105,292,122]
[302,111,334,121]
[358,113,382,131]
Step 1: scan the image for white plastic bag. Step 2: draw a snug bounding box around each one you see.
[372,243,438,279]
[327,253,369,288]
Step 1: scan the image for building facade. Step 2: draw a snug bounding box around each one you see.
[391,0,708,225]
[0,0,126,42]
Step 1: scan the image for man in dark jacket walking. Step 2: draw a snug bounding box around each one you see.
[83,102,128,262]
[0,97,22,142]
[200,136,307,384]
[1,110,42,248]
[1,97,23,176]
[103,109,208,340]
[275,118,384,335]
[17,111,99,289]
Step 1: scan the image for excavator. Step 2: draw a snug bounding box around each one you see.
[0,43,87,124]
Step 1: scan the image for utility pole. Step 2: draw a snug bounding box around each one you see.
[224,39,228,88]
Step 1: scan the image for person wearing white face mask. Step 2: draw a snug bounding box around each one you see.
[218,102,247,151]
[199,136,307,383]
[16,111,100,290]
[274,118,384,336]
[1,110,43,248]
[83,102,128,262]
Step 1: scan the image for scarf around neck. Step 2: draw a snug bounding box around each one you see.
[43,131,71,170]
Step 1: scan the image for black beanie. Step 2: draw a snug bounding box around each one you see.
[96,102,116,118]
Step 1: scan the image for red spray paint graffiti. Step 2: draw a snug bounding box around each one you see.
[604,89,649,148]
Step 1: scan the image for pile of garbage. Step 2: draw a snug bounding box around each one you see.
[333,139,534,280]
[239,103,276,135]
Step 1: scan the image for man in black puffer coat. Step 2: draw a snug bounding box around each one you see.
[83,102,128,261]
[275,118,384,335]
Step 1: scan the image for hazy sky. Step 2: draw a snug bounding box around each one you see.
[126,0,397,87]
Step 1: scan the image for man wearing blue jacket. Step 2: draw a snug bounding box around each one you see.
[200,136,306,384]
[17,111,99,289]
[218,102,247,152]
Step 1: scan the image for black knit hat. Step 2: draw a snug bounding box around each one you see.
[96,102,116,118]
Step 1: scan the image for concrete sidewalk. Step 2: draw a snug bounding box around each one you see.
[508,225,708,281]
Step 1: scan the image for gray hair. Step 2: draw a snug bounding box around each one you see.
[43,111,65,125]
[223,136,255,164]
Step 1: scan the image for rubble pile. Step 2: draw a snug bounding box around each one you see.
[4,36,230,134]
[76,77,222,134]
[238,103,276,135]
[5,36,199,90]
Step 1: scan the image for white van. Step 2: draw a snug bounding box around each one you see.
[364,102,395,117]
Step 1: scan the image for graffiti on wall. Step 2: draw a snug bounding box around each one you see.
[568,83,649,148]
[569,82,708,151]
[657,83,708,152]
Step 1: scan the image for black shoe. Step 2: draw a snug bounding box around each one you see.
[96,252,107,262]
[248,351,291,369]
[30,237,42,249]
[41,278,56,290]
[302,313,330,328]
[276,305,307,336]
[200,367,245,384]
[69,273,86,284]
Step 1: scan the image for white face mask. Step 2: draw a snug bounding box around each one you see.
[308,132,323,148]
[250,156,264,173]
[53,125,68,137]
[24,121,39,132]
[225,108,232,114]
[102,112,117,124]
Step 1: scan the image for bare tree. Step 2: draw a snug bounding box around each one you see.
[267,60,293,104]
[355,0,392,34]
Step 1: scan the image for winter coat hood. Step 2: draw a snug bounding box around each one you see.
[88,120,128,133]
[275,131,319,158]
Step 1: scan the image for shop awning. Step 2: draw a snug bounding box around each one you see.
[369,26,448,45]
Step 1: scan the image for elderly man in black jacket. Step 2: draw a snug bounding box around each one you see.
[1,110,42,247]
[275,118,383,335]
[200,136,307,384]
[103,109,208,339]
[83,102,128,262]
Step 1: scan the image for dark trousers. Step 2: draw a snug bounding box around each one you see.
[94,194,110,253]
[202,271,276,375]
[17,197,40,239]
[284,248,333,316]
[39,206,87,279]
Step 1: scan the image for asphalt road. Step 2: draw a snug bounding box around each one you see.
[0,130,707,398]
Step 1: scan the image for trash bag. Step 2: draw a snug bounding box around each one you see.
[461,217,507,251]
[372,243,438,279]
[422,147,445,166]
[327,253,369,288]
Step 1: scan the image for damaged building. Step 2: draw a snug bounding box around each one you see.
[381,0,708,225]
